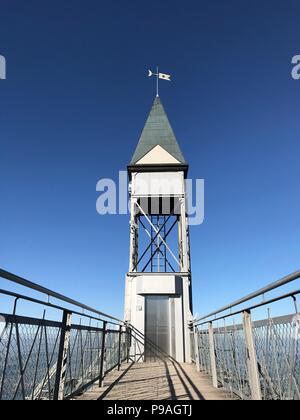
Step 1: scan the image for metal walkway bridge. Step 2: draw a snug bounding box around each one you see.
[0,268,299,400]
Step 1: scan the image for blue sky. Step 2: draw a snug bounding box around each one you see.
[0,0,299,320]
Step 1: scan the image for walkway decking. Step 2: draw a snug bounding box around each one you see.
[76,362,235,401]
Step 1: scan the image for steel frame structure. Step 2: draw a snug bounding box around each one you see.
[137,214,178,273]
[129,196,191,275]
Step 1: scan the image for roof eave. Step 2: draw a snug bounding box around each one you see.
[127,163,189,179]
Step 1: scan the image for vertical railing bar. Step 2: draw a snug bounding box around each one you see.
[126,327,131,363]
[117,325,122,371]
[53,310,72,400]
[208,322,218,388]
[65,336,72,395]
[99,321,107,387]
[89,320,93,380]
[216,323,225,386]
[243,310,262,400]
[291,295,298,314]
[97,327,101,381]
[194,326,200,372]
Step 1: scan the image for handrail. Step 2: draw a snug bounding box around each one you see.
[194,269,300,324]
[195,289,300,326]
[0,268,123,324]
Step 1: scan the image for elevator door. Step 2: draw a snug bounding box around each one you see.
[145,296,170,361]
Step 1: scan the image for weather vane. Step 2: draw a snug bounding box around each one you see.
[148,66,171,97]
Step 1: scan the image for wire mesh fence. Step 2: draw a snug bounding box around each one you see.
[0,268,131,401]
[0,311,129,400]
[253,314,300,400]
[193,312,300,400]
[192,270,300,400]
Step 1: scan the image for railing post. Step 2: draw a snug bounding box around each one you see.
[53,310,72,400]
[208,322,218,388]
[99,321,107,388]
[126,327,131,363]
[193,326,200,371]
[117,325,122,371]
[243,310,262,400]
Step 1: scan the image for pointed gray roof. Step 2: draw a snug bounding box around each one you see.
[130,96,186,165]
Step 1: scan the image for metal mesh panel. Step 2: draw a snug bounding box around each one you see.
[63,326,103,398]
[0,318,60,400]
[197,329,211,374]
[194,314,300,400]
[0,315,129,400]
[213,324,251,399]
[105,331,119,372]
[253,315,300,400]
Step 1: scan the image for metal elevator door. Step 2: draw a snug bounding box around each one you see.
[145,296,170,361]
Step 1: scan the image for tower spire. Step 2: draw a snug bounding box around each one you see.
[130,96,186,166]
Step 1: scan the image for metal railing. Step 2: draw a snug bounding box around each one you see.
[191,270,300,400]
[0,269,131,400]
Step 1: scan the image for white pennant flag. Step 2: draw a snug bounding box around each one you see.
[148,68,172,96]
[159,72,171,81]
[148,69,171,81]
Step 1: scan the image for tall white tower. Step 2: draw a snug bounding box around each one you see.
[124,96,193,363]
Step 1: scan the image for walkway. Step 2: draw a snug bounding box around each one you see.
[76,361,235,401]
